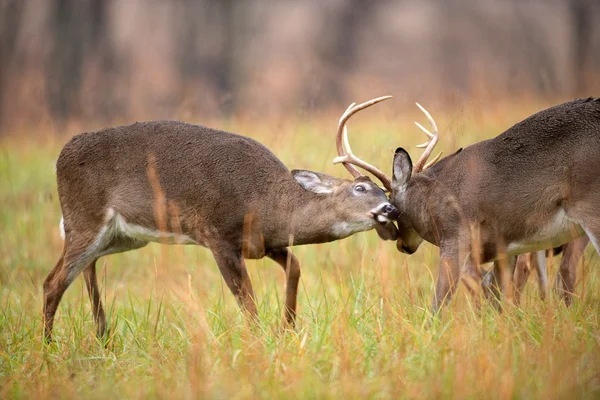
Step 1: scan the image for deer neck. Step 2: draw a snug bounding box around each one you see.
[402,175,446,246]
[266,182,348,247]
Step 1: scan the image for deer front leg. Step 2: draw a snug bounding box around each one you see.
[431,244,461,315]
[531,250,548,301]
[267,248,301,328]
[212,247,258,322]
[513,253,532,305]
[556,236,589,306]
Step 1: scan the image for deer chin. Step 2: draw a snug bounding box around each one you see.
[375,214,392,224]
[396,240,415,254]
[396,236,422,254]
[375,221,398,240]
[331,218,377,238]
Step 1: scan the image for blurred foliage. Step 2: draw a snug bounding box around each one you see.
[0,0,599,134]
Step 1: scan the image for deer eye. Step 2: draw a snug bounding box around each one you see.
[354,184,366,193]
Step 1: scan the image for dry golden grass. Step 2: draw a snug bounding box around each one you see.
[1,101,599,399]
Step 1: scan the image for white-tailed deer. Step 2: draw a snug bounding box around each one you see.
[336,97,600,314]
[43,97,399,341]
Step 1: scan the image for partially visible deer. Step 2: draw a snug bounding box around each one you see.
[43,97,399,341]
[335,97,600,315]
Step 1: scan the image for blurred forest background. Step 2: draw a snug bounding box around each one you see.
[1,0,599,135]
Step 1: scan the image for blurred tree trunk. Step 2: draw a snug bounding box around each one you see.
[177,1,204,82]
[0,0,25,131]
[177,0,238,117]
[315,0,376,106]
[46,0,86,125]
[514,5,557,95]
[336,0,372,74]
[437,0,471,97]
[89,0,124,121]
[570,0,593,94]
[216,0,236,116]
[46,0,114,125]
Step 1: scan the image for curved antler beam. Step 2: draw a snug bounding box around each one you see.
[333,96,393,191]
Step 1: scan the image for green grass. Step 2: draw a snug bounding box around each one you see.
[1,106,599,399]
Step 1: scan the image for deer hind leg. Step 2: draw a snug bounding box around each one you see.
[531,250,548,301]
[83,261,106,338]
[212,247,258,321]
[482,261,502,306]
[43,248,66,341]
[512,253,532,305]
[482,254,517,309]
[267,248,301,328]
[556,236,589,306]
[43,228,109,342]
[459,258,487,312]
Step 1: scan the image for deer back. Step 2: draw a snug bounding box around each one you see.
[57,120,396,254]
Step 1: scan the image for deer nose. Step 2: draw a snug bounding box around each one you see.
[370,202,398,223]
[382,203,399,219]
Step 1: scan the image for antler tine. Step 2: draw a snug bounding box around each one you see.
[412,102,440,173]
[423,151,443,170]
[333,95,393,191]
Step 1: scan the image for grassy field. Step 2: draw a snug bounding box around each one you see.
[1,102,599,399]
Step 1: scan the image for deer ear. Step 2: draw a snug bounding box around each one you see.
[392,148,412,188]
[292,170,334,194]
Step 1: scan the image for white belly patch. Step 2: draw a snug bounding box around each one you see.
[506,209,584,255]
[58,208,198,245]
[108,209,197,245]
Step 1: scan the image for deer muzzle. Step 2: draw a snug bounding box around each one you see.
[370,202,399,224]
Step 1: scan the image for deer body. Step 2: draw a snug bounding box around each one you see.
[397,141,587,260]
[44,115,398,340]
[390,98,600,312]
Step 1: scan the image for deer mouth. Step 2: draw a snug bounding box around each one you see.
[375,215,392,224]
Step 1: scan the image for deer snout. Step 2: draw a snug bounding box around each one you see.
[370,202,399,223]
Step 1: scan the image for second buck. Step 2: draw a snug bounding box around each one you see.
[337,98,600,314]
[43,97,398,341]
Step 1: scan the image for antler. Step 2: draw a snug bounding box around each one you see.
[412,103,441,173]
[332,96,393,192]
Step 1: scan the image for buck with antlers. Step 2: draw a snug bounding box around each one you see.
[43,97,398,341]
[336,97,600,314]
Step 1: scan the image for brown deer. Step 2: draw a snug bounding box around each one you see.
[335,97,600,315]
[43,97,399,341]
